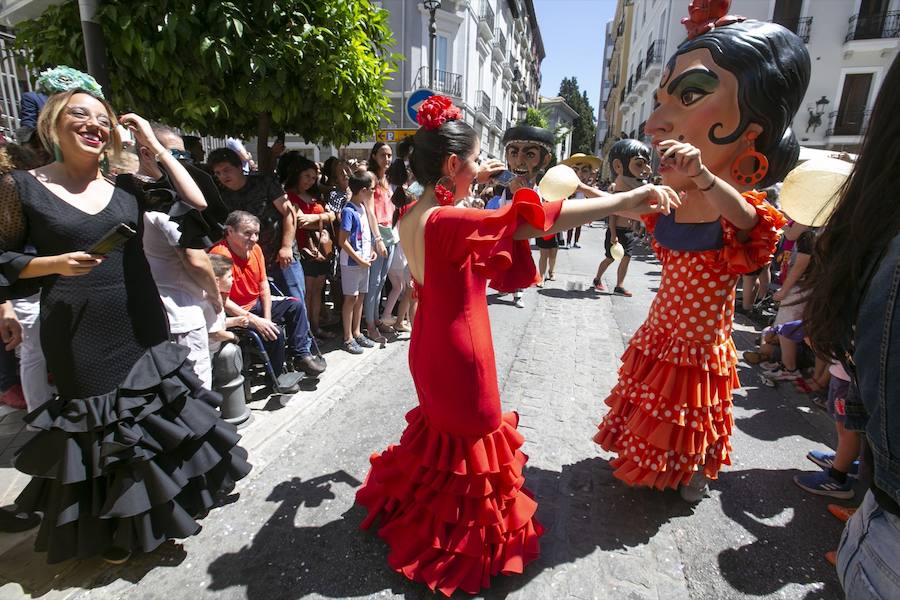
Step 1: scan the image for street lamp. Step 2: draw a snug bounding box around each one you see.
[423,0,441,89]
[806,95,830,133]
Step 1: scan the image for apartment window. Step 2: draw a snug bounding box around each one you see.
[436,35,448,73]
[834,72,874,135]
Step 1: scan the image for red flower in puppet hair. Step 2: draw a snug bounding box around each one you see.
[681,0,745,39]
[416,95,462,130]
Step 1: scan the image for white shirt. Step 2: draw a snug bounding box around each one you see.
[143,212,208,334]
[207,308,227,353]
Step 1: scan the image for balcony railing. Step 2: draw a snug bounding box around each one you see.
[635,60,643,82]
[480,1,495,31]
[496,30,507,55]
[414,66,463,97]
[477,90,491,115]
[646,39,665,65]
[846,11,900,42]
[776,16,813,43]
[494,106,503,128]
[626,75,633,95]
[826,109,872,137]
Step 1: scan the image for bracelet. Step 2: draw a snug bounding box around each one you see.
[697,176,717,193]
[688,166,705,178]
[374,236,383,242]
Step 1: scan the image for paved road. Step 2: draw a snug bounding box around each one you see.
[0,222,845,599]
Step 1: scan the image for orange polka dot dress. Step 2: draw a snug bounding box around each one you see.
[594,192,784,489]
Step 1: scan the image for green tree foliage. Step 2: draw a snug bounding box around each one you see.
[15,0,398,167]
[558,77,596,155]
[519,106,549,128]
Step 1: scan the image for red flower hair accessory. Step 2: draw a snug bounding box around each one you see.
[682,0,745,39]
[416,95,462,130]
[434,184,455,206]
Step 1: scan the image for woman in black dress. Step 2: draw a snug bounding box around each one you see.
[0,89,251,564]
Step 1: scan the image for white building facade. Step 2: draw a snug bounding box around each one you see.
[604,0,898,156]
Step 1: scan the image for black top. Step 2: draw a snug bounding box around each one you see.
[0,170,168,397]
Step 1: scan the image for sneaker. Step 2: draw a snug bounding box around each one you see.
[613,286,633,297]
[514,295,525,309]
[760,360,782,372]
[807,450,860,477]
[593,278,607,293]
[355,335,375,348]
[573,243,581,248]
[827,504,857,523]
[794,471,854,499]
[343,340,364,354]
[769,366,801,382]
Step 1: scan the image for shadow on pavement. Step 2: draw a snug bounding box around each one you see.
[205,461,696,600]
[206,471,428,599]
[714,467,843,599]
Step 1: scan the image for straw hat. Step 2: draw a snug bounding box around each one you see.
[561,153,603,170]
[779,156,854,227]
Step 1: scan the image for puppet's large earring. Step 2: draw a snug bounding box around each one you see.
[731,132,768,187]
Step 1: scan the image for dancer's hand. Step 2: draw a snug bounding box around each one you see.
[620,184,681,215]
[475,159,506,184]
[657,139,705,178]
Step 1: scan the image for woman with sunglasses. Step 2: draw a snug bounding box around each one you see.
[0,89,251,564]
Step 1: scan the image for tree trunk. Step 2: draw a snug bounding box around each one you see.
[257,110,273,174]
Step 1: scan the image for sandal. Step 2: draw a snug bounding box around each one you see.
[613,286,633,297]
[742,350,767,364]
[546,272,555,281]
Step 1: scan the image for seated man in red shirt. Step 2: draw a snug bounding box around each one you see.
[211,211,326,379]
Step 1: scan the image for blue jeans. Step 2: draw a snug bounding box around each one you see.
[250,297,312,375]
[837,490,900,598]
[364,242,395,324]
[272,260,306,301]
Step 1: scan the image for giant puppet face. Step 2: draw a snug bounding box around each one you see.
[505,141,551,181]
[645,17,810,192]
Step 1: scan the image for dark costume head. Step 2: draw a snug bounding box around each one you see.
[662,14,811,188]
[608,139,652,183]
[502,125,555,182]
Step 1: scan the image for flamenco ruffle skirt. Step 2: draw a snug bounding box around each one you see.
[356,407,543,596]
[593,340,737,490]
[14,342,252,564]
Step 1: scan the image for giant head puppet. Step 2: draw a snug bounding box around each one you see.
[648,0,810,193]
[608,139,652,190]
[501,124,556,186]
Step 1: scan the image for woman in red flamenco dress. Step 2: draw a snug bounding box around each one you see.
[355,96,681,595]
[593,14,810,500]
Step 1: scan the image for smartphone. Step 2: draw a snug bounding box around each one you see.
[492,170,516,185]
[87,223,137,255]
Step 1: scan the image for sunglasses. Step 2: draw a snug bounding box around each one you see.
[169,149,193,162]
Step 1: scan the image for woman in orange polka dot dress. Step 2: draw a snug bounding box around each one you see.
[593,15,808,499]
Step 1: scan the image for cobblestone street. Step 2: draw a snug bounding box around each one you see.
[0,223,844,600]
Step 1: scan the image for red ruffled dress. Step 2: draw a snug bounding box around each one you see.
[356,189,561,596]
[594,192,784,489]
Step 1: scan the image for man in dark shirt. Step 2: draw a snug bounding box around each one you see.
[208,148,325,376]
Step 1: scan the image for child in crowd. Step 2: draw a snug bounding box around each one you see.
[338,170,378,354]
[795,361,861,499]
[207,254,250,419]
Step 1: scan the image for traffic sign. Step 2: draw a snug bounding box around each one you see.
[376,129,417,143]
[407,88,435,122]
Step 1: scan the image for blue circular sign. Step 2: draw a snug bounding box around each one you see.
[407,89,435,122]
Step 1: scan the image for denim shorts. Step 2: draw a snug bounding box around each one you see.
[828,376,851,424]
[837,490,900,598]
